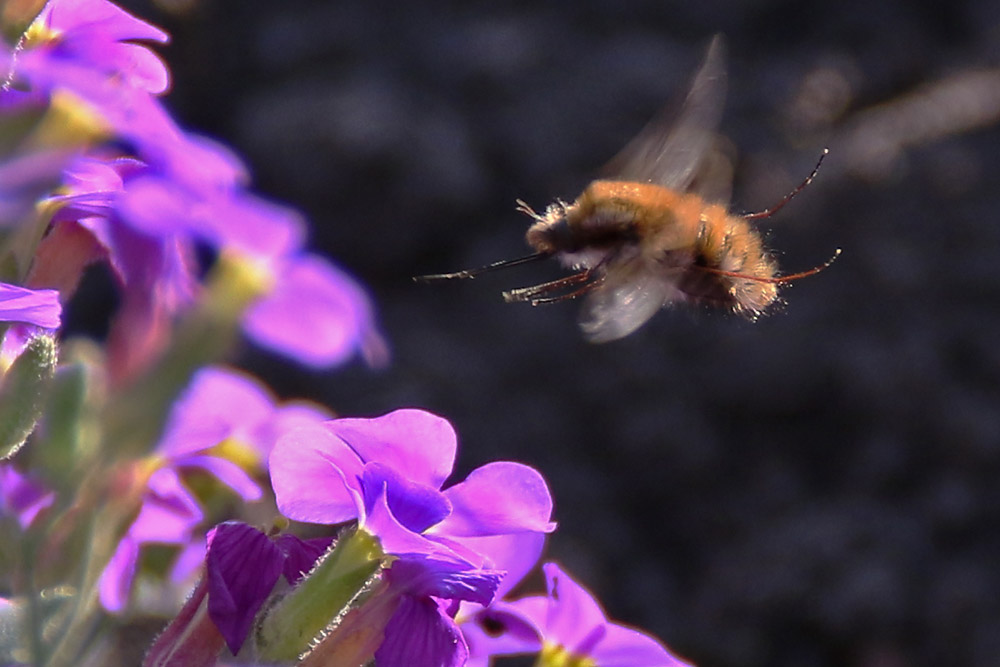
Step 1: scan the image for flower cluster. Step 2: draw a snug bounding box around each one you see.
[97,365,331,614]
[14,0,386,380]
[0,1,693,666]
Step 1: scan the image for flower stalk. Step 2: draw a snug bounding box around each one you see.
[256,525,384,662]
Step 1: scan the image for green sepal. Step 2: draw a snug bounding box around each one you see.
[29,340,103,486]
[256,526,385,661]
[0,333,57,460]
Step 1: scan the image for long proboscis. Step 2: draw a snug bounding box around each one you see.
[413,252,550,282]
[698,248,842,284]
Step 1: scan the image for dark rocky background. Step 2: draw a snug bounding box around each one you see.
[121,1,1000,665]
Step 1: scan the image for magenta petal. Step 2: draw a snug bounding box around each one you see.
[128,497,200,544]
[208,193,306,259]
[364,481,456,559]
[0,284,61,329]
[386,557,501,607]
[593,623,694,667]
[114,42,170,93]
[206,522,284,655]
[130,469,203,543]
[275,533,333,585]
[457,532,546,598]
[156,366,275,457]
[250,402,331,457]
[362,463,451,534]
[243,254,384,368]
[325,409,456,489]
[375,596,469,667]
[436,462,556,538]
[40,0,169,45]
[29,0,171,93]
[170,538,207,585]
[115,174,199,237]
[180,455,263,502]
[0,465,55,529]
[270,424,364,524]
[462,602,543,663]
[98,535,139,613]
[541,563,608,651]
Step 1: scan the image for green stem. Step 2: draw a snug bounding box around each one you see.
[257,526,385,662]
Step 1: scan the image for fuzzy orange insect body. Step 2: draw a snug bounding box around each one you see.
[524,179,779,313]
[416,35,836,342]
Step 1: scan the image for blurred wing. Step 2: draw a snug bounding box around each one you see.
[578,263,682,343]
[684,134,735,205]
[602,35,728,193]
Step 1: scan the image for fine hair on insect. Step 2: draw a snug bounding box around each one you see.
[415,35,839,342]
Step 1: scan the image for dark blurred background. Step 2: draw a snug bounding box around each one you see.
[121,1,1000,665]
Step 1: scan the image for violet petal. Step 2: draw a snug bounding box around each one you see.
[541,563,608,652]
[156,366,275,457]
[435,462,556,537]
[242,254,383,368]
[275,533,334,585]
[206,522,284,655]
[362,463,451,534]
[593,623,694,667]
[387,557,501,607]
[179,455,263,502]
[325,409,456,489]
[270,423,365,524]
[98,535,139,613]
[375,596,469,667]
[0,284,61,329]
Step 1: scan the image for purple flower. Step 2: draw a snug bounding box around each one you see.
[465,563,694,667]
[269,408,556,663]
[155,365,330,467]
[21,0,170,94]
[0,465,55,529]
[98,366,328,613]
[37,155,199,378]
[0,285,61,367]
[242,253,389,368]
[373,556,503,667]
[13,0,253,194]
[270,409,556,562]
[99,467,204,613]
[0,283,61,329]
[204,521,332,655]
[111,162,388,368]
[13,1,387,373]
[0,137,81,229]
[12,0,180,161]
[41,150,386,374]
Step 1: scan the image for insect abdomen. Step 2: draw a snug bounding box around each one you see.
[679,207,778,314]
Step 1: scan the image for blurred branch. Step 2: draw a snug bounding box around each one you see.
[838,68,1000,181]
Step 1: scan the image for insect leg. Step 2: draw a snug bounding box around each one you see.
[502,268,596,303]
[694,248,841,284]
[413,252,550,282]
[527,274,608,305]
[743,148,828,220]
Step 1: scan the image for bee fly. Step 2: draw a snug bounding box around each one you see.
[415,35,839,342]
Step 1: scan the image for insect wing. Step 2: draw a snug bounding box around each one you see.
[579,262,682,342]
[683,134,735,205]
[602,35,728,195]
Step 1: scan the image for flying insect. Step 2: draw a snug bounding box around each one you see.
[417,36,838,342]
